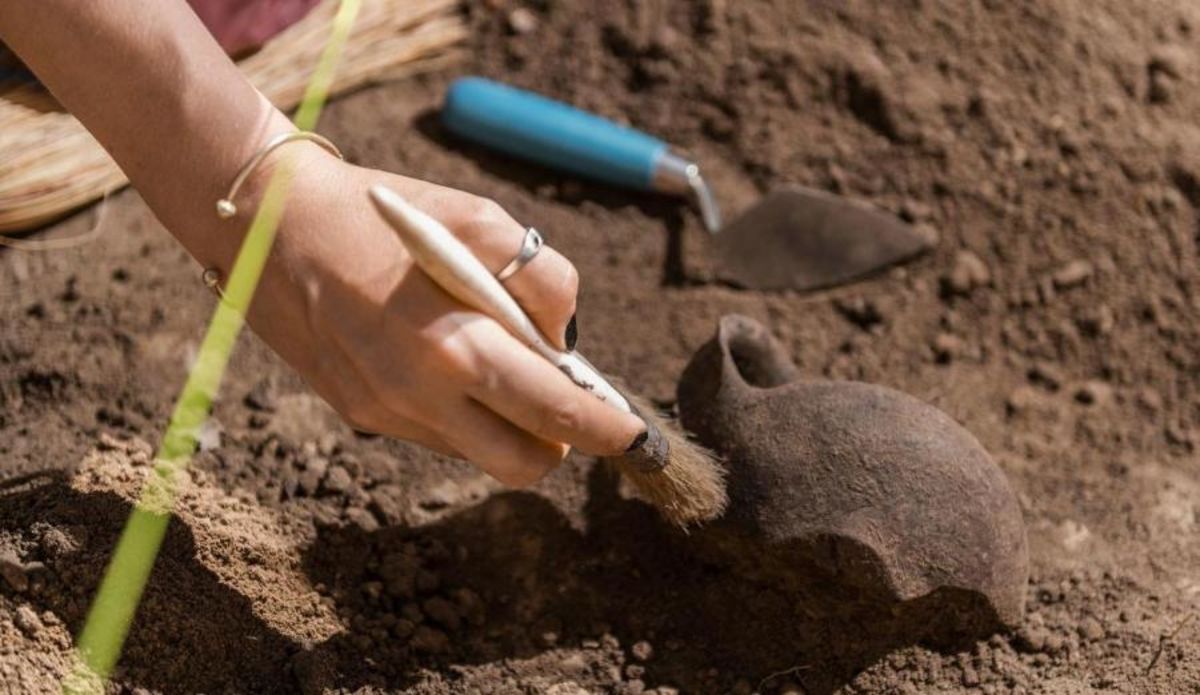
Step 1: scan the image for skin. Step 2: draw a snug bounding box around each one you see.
[0,0,644,487]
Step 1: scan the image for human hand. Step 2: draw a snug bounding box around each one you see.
[4,0,626,486]
[237,146,645,486]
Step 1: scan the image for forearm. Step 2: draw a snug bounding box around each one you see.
[0,0,294,270]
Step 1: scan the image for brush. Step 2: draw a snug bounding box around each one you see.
[368,185,727,527]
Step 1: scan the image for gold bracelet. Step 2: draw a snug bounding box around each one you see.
[215,130,343,219]
[204,131,343,298]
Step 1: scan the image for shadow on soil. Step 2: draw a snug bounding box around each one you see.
[0,472,298,693]
[0,466,1000,694]
[299,465,1001,694]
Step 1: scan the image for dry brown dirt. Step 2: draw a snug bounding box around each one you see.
[2,0,1200,692]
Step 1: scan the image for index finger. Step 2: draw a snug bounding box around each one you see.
[460,318,644,457]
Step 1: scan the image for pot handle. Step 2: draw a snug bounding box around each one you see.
[678,315,800,420]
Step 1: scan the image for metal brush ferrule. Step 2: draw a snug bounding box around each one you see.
[651,150,722,234]
[619,419,670,473]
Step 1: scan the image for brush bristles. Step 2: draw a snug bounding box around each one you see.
[610,396,728,529]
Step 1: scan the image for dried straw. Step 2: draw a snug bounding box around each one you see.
[0,0,466,233]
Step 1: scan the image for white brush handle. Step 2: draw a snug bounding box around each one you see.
[369,185,633,414]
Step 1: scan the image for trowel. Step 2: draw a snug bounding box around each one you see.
[441,77,932,291]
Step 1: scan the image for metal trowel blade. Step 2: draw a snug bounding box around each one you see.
[710,185,934,291]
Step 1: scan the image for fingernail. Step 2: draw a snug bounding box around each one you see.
[564,314,578,351]
[625,429,648,453]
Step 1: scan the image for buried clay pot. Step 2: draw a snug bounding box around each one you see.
[678,315,1028,636]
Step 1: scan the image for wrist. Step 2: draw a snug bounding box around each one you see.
[231,132,338,223]
[207,140,347,369]
[191,122,337,275]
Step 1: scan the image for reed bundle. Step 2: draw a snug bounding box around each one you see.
[0,0,466,233]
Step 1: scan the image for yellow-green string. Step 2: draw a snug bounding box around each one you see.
[63,1,362,691]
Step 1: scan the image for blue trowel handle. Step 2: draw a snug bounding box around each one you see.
[442,76,723,232]
[442,76,668,191]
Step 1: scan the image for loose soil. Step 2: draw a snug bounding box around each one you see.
[2,1,1199,693]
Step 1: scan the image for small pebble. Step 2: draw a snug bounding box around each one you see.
[344,507,379,533]
[368,486,405,524]
[321,466,353,494]
[243,380,278,412]
[1078,618,1104,642]
[932,332,964,363]
[507,7,538,34]
[1149,45,1189,79]
[913,222,941,247]
[197,420,222,452]
[0,552,29,592]
[291,648,336,695]
[900,198,934,222]
[410,625,449,653]
[833,296,887,330]
[418,480,465,511]
[944,250,991,295]
[1028,362,1064,391]
[452,588,486,626]
[1165,421,1194,447]
[961,668,980,687]
[361,581,383,601]
[297,470,323,497]
[1074,380,1112,406]
[1078,304,1115,336]
[317,433,339,457]
[35,525,79,559]
[392,618,416,639]
[422,596,462,631]
[1052,260,1093,289]
[1044,633,1066,653]
[14,605,42,636]
[1150,72,1176,101]
[1016,626,1048,652]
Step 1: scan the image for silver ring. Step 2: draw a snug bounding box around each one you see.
[496,227,543,281]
